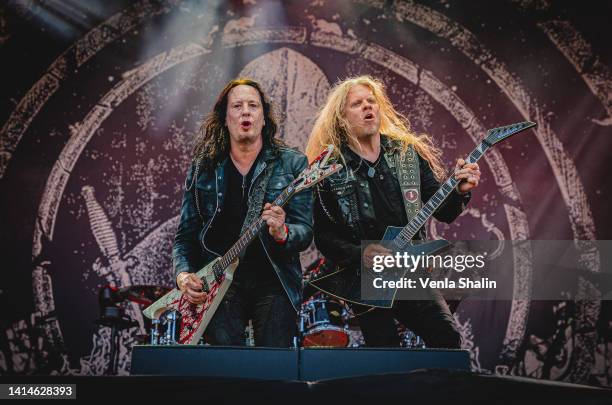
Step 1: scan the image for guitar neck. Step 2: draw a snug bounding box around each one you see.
[208,143,343,277]
[216,187,294,271]
[393,139,491,247]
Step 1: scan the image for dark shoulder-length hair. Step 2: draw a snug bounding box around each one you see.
[192,78,281,171]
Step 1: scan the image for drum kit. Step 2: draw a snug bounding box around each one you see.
[299,292,352,347]
[95,284,179,346]
[296,261,423,349]
[298,257,355,348]
[102,259,424,349]
[106,286,358,348]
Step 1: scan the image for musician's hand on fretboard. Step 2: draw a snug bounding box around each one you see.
[454,158,481,194]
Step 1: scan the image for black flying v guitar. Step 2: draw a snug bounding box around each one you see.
[309,121,537,307]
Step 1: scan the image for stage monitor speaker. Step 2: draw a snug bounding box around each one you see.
[131,345,299,380]
[299,347,470,380]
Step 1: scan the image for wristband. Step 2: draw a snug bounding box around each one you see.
[274,224,289,244]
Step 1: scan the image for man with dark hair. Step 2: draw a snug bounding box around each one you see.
[174,78,312,347]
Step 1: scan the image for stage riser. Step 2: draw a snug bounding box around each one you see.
[301,348,470,380]
[132,346,298,379]
[130,346,470,380]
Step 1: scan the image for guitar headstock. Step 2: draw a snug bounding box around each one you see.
[290,144,342,193]
[484,121,537,146]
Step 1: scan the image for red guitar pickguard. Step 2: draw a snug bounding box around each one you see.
[177,276,224,344]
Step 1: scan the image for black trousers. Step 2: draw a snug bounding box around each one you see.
[353,289,461,349]
[204,281,297,347]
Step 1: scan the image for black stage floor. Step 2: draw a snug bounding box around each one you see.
[3,370,611,403]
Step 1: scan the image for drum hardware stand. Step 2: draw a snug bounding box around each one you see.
[293,310,309,348]
[150,319,161,345]
[149,310,182,345]
[94,286,138,375]
[245,319,255,347]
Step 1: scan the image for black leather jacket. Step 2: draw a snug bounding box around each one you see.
[314,138,470,271]
[173,144,313,310]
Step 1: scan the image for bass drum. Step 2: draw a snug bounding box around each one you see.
[300,292,350,347]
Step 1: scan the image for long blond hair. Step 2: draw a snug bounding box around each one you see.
[305,75,445,180]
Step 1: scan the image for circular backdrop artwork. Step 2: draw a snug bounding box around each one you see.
[1,0,610,385]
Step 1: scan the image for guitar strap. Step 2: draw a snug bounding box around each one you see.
[309,143,422,309]
[388,144,421,223]
[239,161,274,237]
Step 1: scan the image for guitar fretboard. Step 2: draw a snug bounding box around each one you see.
[212,186,294,277]
[393,139,491,249]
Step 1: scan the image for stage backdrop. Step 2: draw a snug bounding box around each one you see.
[0,0,611,386]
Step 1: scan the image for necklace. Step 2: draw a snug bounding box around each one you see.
[362,155,382,178]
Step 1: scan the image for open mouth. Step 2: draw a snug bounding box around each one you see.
[364,113,374,121]
[240,120,252,130]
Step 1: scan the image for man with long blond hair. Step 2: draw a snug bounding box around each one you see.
[305,75,480,348]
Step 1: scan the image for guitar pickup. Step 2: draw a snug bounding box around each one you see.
[201,278,210,293]
[202,265,223,287]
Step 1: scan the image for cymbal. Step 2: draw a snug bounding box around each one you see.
[118,285,171,306]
